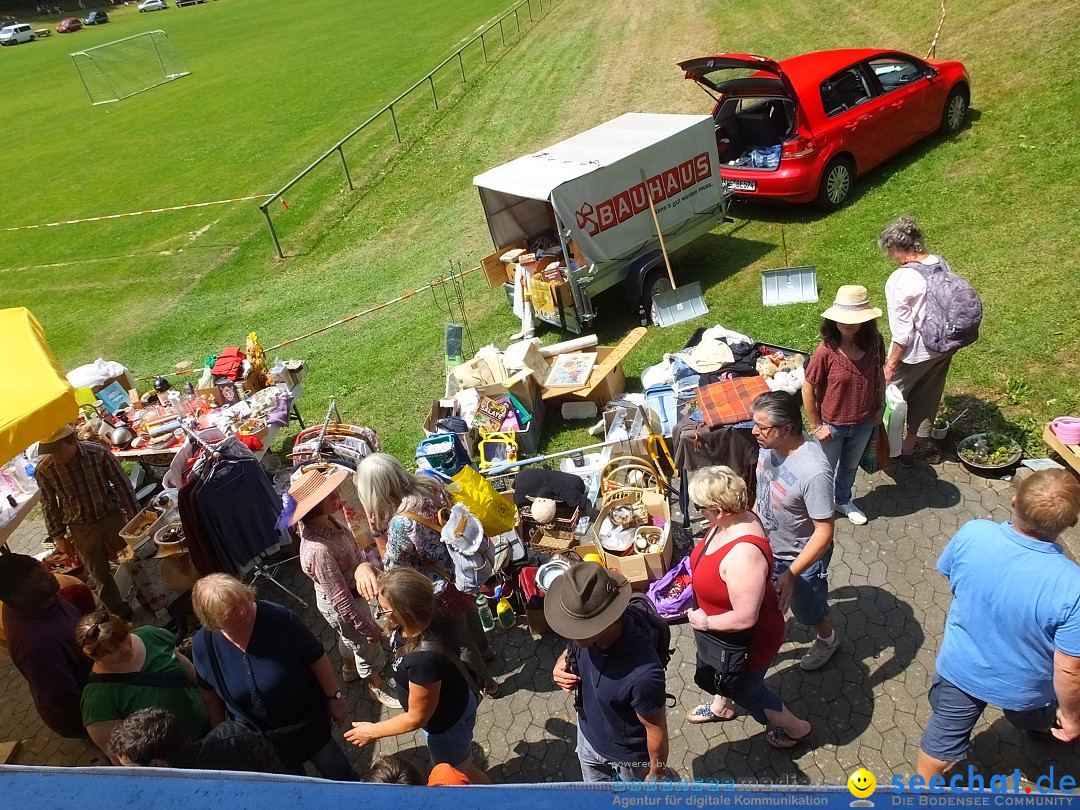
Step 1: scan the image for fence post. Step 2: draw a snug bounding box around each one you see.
[261,204,284,259]
[499,18,505,46]
[429,75,439,109]
[539,0,543,13]
[337,145,353,191]
[457,50,466,83]
[389,105,401,143]
[527,0,533,22]
[480,32,488,62]
[514,8,520,32]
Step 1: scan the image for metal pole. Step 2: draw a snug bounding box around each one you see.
[429,75,438,110]
[515,8,520,33]
[261,204,284,259]
[499,19,505,47]
[527,0,533,22]
[539,0,543,13]
[389,105,401,143]
[337,146,353,190]
[457,50,465,83]
[480,32,488,62]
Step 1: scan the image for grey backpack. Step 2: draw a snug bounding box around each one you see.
[910,258,982,353]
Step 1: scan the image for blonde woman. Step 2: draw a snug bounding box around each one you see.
[345,568,490,784]
[685,466,812,749]
[353,453,498,696]
[76,611,209,762]
[189,574,357,780]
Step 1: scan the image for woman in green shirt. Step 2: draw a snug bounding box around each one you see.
[76,611,212,762]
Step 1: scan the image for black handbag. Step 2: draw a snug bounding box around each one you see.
[689,531,752,696]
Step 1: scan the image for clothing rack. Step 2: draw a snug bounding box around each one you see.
[180,422,309,609]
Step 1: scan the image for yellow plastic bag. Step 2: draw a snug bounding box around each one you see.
[448,465,517,536]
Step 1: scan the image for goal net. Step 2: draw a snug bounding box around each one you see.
[70,30,190,105]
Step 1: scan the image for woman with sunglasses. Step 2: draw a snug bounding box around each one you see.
[76,611,211,763]
[344,568,490,784]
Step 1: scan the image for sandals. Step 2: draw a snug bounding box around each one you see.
[765,724,813,749]
[686,703,738,724]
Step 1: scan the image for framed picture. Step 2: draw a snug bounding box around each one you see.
[217,382,240,405]
[544,352,597,388]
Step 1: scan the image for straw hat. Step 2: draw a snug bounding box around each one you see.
[286,465,348,526]
[821,285,883,324]
[543,562,630,640]
[39,424,75,454]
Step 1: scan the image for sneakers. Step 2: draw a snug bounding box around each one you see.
[341,668,362,683]
[799,634,840,671]
[369,684,402,709]
[836,501,868,525]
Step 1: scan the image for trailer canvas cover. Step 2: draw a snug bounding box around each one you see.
[473,113,722,264]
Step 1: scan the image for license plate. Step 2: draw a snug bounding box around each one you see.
[723,179,757,192]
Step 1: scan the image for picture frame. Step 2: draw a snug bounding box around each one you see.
[544,352,597,388]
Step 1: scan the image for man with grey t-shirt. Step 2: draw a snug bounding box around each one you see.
[751,392,839,671]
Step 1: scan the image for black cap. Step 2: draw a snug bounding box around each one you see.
[153,377,172,393]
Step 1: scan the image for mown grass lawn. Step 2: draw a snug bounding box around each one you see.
[3,0,1078,463]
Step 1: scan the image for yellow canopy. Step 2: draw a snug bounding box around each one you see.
[0,308,79,463]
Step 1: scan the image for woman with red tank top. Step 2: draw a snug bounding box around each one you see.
[685,466,813,749]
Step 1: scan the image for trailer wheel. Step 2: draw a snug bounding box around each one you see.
[642,266,675,325]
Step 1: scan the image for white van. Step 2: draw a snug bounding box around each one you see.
[0,24,35,45]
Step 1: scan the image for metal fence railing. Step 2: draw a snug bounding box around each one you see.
[258,0,562,258]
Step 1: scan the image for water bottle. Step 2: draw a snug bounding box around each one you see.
[638,304,648,327]
[476,594,495,632]
[494,585,516,629]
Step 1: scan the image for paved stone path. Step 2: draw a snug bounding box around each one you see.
[3,456,1078,786]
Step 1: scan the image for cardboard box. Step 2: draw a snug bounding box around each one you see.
[541,327,646,408]
[452,353,507,390]
[196,387,224,408]
[525,606,550,636]
[481,241,526,289]
[589,490,672,586]
[92,370,136,397]
[475,369,546,457]
[422,399,479,457]
[503,339,550,381]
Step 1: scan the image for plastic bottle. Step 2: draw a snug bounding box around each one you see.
[494,585,516,629]
[476,594,495,632]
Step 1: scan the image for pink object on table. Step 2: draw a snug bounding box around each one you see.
[1051,417,1080,445]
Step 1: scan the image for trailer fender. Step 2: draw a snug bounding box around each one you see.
[623,250,677,303]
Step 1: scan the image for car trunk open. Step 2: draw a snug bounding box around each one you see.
[679,55,803,173]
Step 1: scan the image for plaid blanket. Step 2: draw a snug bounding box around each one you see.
[695,376,772,427]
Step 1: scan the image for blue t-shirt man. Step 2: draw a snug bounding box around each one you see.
[936,519,1080,709]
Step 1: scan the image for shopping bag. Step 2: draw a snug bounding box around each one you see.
[884,384,907,457]
[859,426,891,474]
[449,464,517,536]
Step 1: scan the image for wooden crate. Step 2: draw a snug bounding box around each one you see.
[480,241,526,289]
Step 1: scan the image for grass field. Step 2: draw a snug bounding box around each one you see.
[3,0,1078,462]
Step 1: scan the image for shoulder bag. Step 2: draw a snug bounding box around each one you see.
[689,531,752,696]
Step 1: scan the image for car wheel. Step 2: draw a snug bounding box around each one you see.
[816,156,855,210]
[940,85,969,135]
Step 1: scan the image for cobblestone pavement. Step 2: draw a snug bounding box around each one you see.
[3,456,1079,786]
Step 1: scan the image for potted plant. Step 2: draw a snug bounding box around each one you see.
[931,417,950,440]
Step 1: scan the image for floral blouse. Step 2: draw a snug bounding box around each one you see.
[384,493,472,615]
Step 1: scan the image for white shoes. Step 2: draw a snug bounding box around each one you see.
[836,501,868,525]
[369,684,402,709]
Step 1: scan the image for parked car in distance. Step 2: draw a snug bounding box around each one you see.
[679,49,970,208]
[57,17,83,33]
[138,0,168,11]
[0,23,35,45]
[82,10,109,25]
[176,0,205,6]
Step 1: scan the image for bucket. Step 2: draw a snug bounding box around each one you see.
[1051,417,1080,445]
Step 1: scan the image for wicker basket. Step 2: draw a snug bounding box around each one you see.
[529,526,577,554]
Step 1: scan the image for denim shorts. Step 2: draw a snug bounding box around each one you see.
[773,545,832,627]
[424,690,478,767]
[920,674,1056,762]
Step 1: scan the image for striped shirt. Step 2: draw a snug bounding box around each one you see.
[36,441,139,538]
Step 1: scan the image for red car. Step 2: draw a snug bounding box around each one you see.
[56,16,82,32]
[679,49,970,208]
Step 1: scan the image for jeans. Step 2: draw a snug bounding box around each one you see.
[69,508,131,616]
[816,421,877,505]
[315,592,386,679]
[576,726,645,783]
[920,673,1055,762]
[424,690,478,766]
[713,667,784,725]
[774,545,833,627]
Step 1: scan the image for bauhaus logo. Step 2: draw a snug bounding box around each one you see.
[574,152,713,236]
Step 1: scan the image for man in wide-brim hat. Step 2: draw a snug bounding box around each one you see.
[35,423,138,619]
[547,562,671,783]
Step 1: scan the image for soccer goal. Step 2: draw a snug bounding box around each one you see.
[70,30,190,105]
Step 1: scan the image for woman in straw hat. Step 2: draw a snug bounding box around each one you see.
[289,465,401,709]
[802,285,886,525]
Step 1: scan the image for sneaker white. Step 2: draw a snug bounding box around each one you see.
[369,684,402,710]
[799,635,840,671]
[836,502,868,525]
